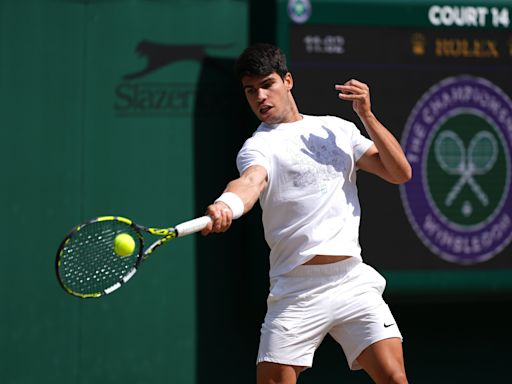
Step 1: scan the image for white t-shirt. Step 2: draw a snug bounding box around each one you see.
[237,114,374,278]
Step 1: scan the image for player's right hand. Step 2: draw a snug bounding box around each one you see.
[201,202,233,235]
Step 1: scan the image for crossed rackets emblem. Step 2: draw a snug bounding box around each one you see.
[434,130,498,208]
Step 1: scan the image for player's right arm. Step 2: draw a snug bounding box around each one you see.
[201,165,268,235]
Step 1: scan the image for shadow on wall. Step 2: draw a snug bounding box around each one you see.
[194,55,270,383]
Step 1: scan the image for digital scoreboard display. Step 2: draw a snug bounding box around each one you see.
[278,0,512,295]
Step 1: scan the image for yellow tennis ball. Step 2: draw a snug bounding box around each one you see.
[113,233,136,257]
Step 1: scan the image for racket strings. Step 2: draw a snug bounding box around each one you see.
[58,221,140,295]
[468,132,498,173]
[433,130,499,209]
[435,131,465,173]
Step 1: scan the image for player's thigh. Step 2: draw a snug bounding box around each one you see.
[356,337,407,384]
[256,362,304,384]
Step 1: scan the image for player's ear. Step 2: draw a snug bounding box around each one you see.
[284,72,293,91]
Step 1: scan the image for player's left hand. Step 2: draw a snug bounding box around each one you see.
[335,79,373,120]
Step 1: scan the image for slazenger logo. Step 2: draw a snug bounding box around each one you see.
[114,40,231,117]
[400,76,512,263]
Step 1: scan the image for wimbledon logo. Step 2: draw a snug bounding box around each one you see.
[400,76,512,264]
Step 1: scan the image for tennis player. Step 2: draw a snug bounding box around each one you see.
[202,43,411,384]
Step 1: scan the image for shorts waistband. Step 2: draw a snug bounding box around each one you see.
[284,256,362,278]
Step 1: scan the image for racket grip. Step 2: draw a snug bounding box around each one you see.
[175,216,212,237]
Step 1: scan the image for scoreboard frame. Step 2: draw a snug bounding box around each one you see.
[276,0,512,297]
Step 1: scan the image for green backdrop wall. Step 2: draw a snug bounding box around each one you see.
[0,1,246,383]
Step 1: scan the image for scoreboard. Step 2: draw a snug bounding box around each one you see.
[277,0,512,295]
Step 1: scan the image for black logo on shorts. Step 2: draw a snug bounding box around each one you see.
[384,322,395,328]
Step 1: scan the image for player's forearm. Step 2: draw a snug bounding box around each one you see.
[203,166,267,235]
[360,112,412,183]
[223,171,267,214]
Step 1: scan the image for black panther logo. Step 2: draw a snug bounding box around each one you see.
[123,40,232,80]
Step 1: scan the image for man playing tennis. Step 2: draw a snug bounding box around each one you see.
[202,43,411,384]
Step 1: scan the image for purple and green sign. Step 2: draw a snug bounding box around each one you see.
[401,76,512,264]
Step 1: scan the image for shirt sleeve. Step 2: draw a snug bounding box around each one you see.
[350,123,374,162]
[236,136,272,178]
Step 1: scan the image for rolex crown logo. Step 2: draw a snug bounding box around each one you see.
[411,33,426,56]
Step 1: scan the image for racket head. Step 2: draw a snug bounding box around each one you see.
[434,130,465,174]
[468,131,498,173]
[55,216,144,298]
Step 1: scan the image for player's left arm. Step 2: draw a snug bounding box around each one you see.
[336,79,412,184]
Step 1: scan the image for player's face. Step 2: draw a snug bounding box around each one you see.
[241,72,295,124]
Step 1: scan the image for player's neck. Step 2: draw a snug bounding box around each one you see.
[282,98,302,123]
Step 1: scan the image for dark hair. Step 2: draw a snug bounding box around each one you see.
[234,43,289,81]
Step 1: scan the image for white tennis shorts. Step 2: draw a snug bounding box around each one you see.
[257,257,402,370]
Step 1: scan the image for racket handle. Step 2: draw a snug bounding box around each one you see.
[175,216,212,237]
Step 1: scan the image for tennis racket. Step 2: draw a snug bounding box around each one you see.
[55,215,211,298]
[434,130,497,207]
